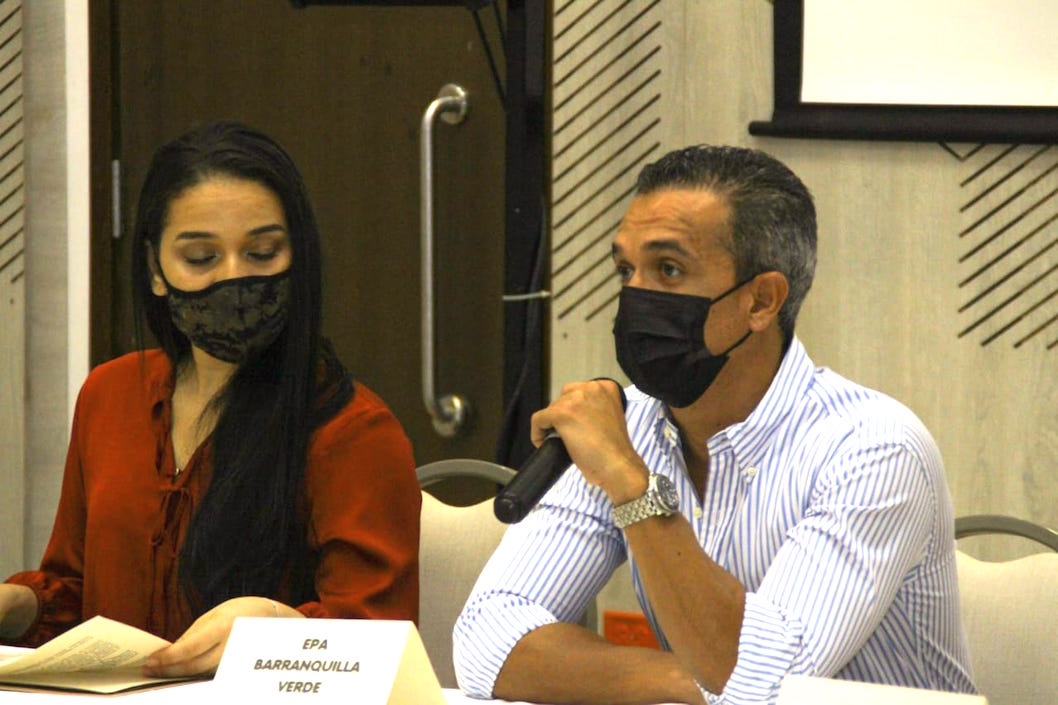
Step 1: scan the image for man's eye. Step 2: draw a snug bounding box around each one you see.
[615,264,633,282]
[660,262,681,277]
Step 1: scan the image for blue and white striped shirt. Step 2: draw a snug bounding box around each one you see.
[453,337,976,703]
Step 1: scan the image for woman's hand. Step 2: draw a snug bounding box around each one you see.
[144,596,303,677]
[0,584,38,639]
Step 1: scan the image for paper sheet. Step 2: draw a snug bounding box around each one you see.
[0,615,199,694]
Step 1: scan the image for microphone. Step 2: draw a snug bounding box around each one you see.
[494,380,627,524]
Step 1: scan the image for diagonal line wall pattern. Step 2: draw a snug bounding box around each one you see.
[0,0,22,287]
[945,142,1058,351]
[551,0,662,335]
[0,0,23,576]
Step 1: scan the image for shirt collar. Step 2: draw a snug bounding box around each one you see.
[714,335,814,470]
[633,336,815,468]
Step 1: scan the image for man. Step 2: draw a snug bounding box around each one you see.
[453,146,975,704]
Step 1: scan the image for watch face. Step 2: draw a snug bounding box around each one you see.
[653,474,679,512]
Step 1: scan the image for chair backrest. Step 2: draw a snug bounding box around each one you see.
[954,514,1058,551]
[956,549,1058,705]
[417,459,515,689]
[417,458,517,489]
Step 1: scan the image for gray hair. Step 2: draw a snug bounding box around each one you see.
[635,145,817,342]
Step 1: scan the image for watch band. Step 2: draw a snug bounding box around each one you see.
[612,473,679,529]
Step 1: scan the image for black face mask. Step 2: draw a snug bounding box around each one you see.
[161,270,291,364]
[613,282,752,408]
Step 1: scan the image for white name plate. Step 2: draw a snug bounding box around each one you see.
[778,675,988,705]
[214,617,444,705]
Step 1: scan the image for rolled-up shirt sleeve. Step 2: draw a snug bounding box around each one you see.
[706,438,937,704]
[453,470,626,698]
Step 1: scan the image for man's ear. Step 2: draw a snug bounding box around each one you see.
[746,271,788,332]
[147,243,167,297]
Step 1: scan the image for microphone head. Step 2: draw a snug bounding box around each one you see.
[493,434,570,524]
[493,494,526,524]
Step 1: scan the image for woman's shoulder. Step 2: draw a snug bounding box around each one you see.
[78,349,171,404]
[84,348,169,382]
[318,380,402,431]
[310,381,413,457]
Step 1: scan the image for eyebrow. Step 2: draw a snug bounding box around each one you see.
[173,224,287,241]
[611,238,693,259]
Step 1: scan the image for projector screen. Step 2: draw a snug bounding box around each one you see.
[801,0,1058,107]
[749,0,1058,143]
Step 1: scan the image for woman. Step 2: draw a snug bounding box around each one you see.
[0,122,420,677]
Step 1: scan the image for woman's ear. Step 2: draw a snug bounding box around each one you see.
[147,243,167,297]
[746,271,788,333]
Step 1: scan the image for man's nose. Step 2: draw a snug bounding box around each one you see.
[624,269,649,289]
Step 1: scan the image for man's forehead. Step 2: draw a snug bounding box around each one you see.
[614,188,731,251]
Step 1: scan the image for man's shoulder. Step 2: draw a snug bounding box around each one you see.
[807,366,919,420]
[801,366,939,458]
[760,339,928,444]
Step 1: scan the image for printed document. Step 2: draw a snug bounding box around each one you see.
[0,616,201,694]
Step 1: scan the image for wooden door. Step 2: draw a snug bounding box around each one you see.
[90,1,510,485]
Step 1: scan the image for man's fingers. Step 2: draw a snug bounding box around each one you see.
[593,377,626,407]
[529,408,554,447]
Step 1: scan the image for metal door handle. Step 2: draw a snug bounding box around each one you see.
[420,83,469,437]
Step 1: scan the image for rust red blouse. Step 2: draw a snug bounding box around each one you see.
[5,350,420,646]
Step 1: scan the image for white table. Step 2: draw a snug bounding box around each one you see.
[0,682,532,704]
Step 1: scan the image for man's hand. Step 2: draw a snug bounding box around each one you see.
[144,596,303,677]
[530,379,648,504]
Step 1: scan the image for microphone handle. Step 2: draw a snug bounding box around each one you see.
[493,433,571,524]
[493,379,627,524]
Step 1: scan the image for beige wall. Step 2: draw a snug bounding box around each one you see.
[551,0,1058,619]
[0,0,82,578]
[0,0,25,578]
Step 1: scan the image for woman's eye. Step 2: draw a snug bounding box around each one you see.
[247,250,278,261]
[183,252,216,266]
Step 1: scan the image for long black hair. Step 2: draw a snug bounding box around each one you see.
[131,121,352,612]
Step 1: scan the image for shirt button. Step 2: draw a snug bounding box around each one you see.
[744,466,758,479]
[693,507,703,519]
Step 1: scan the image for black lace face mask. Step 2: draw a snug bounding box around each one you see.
[161,270,291,364]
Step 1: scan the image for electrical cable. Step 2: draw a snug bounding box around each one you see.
[494,198,549,467]
[491,1,507,57]
[470,7,506,107]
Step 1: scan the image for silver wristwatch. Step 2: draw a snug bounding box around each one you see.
[612,473,679,529]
